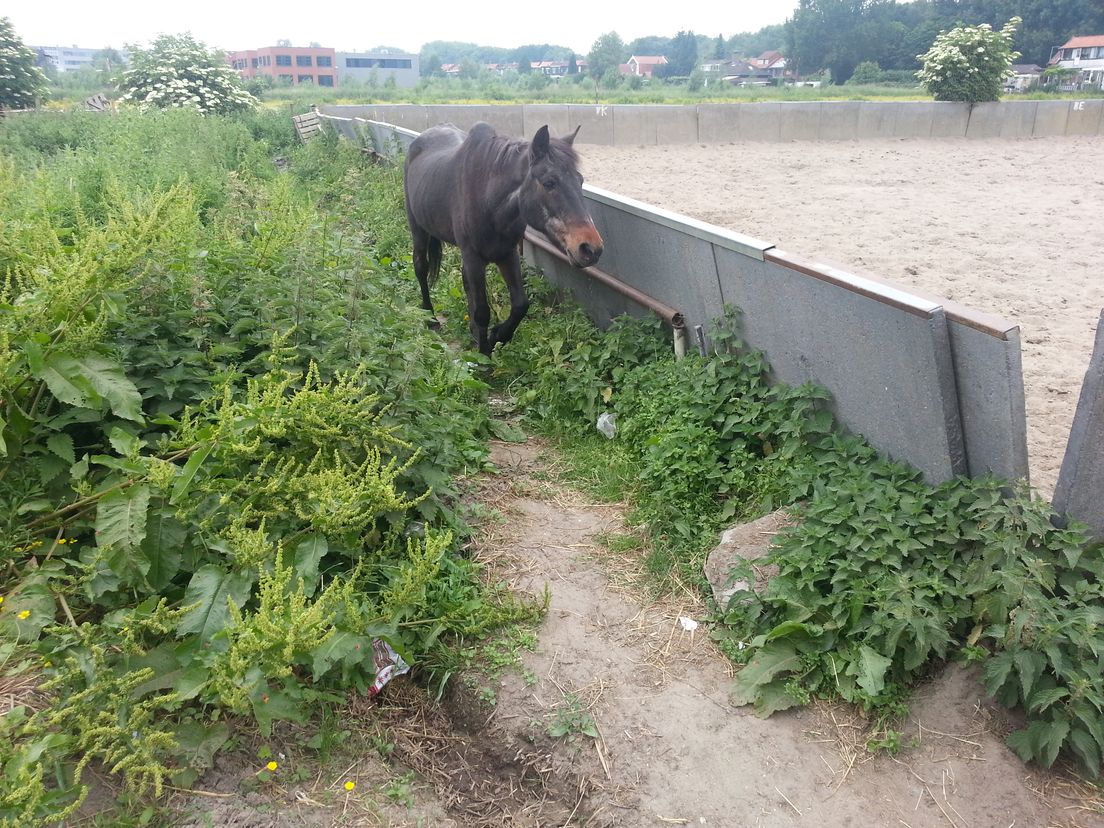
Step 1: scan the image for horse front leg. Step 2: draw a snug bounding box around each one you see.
[409,225,439,328]
[489,250,529,349]
[461,251,493,355]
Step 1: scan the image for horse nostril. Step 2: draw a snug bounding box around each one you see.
[579,242,598,263]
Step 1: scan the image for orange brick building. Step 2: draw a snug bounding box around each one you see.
[227,45,338,87]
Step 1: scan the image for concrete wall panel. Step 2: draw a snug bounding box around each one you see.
[738,103,783,141]
[568,105,615,145]
[780,102,822,141]
[818,102,860,141]
[697,104,742,143]
[857,102,900,139]
[1065,99,1104,136]
[1032,101,1070,136]
[613,105,660,146]
[523,105,571,140]
[966,102,1037,138]
[893,102,935,138]
[722,249,967,482]
[1052,310,1104,542]
[930,102,971,137]
[656,105,700,144]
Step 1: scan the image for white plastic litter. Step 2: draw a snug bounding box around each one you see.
[596,412,617,439]
[678,616,699,632]
[369,639,411,696]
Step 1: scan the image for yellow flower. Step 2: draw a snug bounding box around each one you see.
[266,761,278,771]
[58,539,67,545]
[0,596,4,605]
[18,610,30,620]
[344,780,356,792]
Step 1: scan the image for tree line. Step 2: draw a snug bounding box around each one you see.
[418,0,1102,85]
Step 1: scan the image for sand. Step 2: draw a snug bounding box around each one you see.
[578,136,1104,499]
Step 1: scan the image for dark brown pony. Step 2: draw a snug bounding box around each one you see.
[403,122,603,354]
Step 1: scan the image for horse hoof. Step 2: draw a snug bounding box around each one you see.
[426,317,442,330]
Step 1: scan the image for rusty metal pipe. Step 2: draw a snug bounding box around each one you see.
[524,229,685,331]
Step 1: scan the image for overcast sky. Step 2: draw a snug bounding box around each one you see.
[11,1,799,56]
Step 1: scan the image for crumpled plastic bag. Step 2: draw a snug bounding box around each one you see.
[596,412,617,439]
[369,639,411,696]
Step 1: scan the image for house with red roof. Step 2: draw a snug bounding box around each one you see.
[1048,35,1104,90]
[624,55,668,78]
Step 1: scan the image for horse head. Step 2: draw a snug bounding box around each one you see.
[522,125,604,269]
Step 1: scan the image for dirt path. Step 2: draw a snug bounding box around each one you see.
[175,437,1099,827]
[456,439,1096,828]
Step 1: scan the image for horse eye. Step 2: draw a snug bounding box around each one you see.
[543,178,557,190]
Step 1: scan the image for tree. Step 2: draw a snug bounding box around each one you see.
[0,16,48,110]
[916,17,1021,102]
[713,34,728,60]
[787,0,877,83]
[118,33,256,115]
[587,32,626,80]
[667,30,699,77]
[848,60,882,84]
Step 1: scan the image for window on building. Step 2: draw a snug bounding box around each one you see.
[278,74,293,83]
[276,55,292,66]
[318,75,334,86]
[316,55,332,67]
[251,58,259,68]
[296,55,312,66]
[298,75,314,84]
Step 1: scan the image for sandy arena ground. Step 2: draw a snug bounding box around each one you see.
[579,136,1104,500]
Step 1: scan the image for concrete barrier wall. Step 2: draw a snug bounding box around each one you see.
[1052,310,1104,541]
[330,117,1032,487]
[320,101,1104,143]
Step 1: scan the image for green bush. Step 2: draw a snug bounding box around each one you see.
[916,17,1021,103]
[0,110,537,823]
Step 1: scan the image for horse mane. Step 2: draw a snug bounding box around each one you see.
[468,125,580,173]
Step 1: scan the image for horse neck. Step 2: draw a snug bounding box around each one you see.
[479,136,531,229]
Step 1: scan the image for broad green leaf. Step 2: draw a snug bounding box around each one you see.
[96,485,151,584]
[170,443,213,505]
[488,420,526,443]
[177,565,253,642]
[982,651,1016,696]
[854,645,893,698]
[731,641,800,707]
[1006,721,1049,763]
[754,680,801,717]
[68,354,144,422]
[310,630,370,678]
[142,507,186,591]
[1027,686,1069,714]
[174,721,230,773]
[1013,649,1047,702]
[294,534,327,594]
[46,433,75,464]
[1038,717,1071,768]
[108,426,140,456]
[1069,726,1101,778]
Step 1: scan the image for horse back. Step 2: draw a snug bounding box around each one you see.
[404,125,469,243]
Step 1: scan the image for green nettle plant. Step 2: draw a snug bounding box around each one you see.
[916,17,1021,103]
[0,16,48,110]
[117,33,256,114]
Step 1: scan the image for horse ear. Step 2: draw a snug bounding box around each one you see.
[563,125,581,146]
[530,125,550,161]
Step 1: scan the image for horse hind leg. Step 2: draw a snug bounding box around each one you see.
[411,227,442,328]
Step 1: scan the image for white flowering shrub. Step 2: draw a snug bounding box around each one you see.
[0,16,48,110]
[118,33,256,115]
[916,17,1021,103]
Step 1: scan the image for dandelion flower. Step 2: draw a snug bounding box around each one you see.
[18,610,30,619]
[344,780,356,791]
[266,761,278,771]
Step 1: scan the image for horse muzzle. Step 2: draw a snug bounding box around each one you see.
[565,226,604,268]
